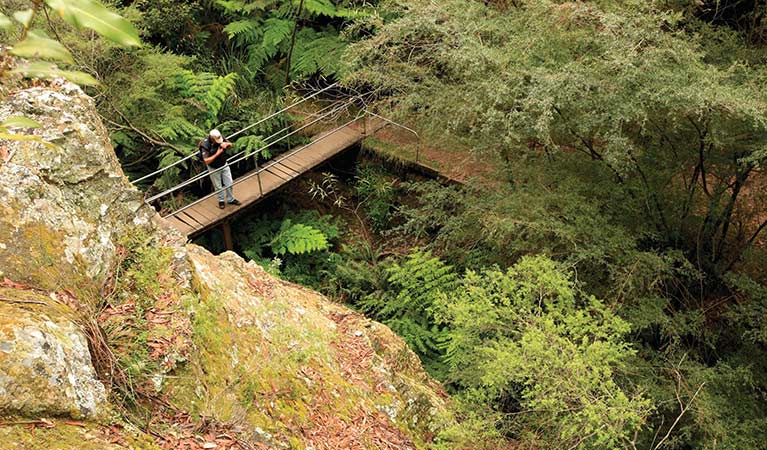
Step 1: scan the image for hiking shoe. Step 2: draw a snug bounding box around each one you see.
[229,199,241,206]
[218,201,225,209]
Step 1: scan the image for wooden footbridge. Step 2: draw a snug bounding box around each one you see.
[134,84,414,247]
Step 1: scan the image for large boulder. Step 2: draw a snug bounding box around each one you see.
[169,246,450,448]
[0,81,451,448]
[0,82,158,299]
[0,82,158,436]
[0,289,106,419]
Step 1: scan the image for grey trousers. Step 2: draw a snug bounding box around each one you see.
[207,165,234,203]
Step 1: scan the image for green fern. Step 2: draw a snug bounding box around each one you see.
[234,134,267,158]
[224,19,262,47]
[155,144,198,172]
[169,70,238,128]
[219,0,362,79]
[292,29,346,78]
[153,111,204,141]
[245,17,293,71]
[303,0,338,17]
[204,73,239,124]
[359,249,458,375]
[264,17,293,48]
[270,219,329,256]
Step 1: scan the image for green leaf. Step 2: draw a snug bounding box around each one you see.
[0,116,42,129]
[12,61,100,86]
[0,13,13,29]
[301,0,338,17]
[0,132,57,149]
[223,19,260,39]
[270,221,329,256]
[45,0,141,47]
[11,30,74,63]
[12,9,34,27]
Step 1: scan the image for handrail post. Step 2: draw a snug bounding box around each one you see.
[255,156,263,196]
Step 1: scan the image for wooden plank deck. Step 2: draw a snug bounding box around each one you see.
[162,118,381,237]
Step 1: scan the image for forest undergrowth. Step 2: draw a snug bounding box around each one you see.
[3,0,767,448]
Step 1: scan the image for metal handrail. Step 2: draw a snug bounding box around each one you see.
[145,99,354,203]
[363,110,423,162]
[201,98,347,171]
[226,82,339,140]
[132,82,339,184]
[364,110,419,140]
[165,111,366,219]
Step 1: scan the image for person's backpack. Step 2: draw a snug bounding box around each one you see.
[197,139,205,162]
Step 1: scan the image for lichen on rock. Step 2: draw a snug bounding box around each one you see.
[171,246,450,448]
[0,289,106,419]
[0,81,160,299]
[0,80,452,448]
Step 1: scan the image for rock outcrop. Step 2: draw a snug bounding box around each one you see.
[0,81,449,448]
[0,294,106,419]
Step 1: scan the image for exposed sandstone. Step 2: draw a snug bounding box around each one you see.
[0,81,450,448]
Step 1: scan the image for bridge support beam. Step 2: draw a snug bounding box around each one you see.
[222,221,234,251]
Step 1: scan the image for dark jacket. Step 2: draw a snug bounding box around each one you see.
[199,137,229,169]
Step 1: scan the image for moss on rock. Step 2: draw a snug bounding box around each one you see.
[164,246,451,448]
[0,80,453,449]
[0,289,107,419]
[0,420,159,450]
[0,82,164,304]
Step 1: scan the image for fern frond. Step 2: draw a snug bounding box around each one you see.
[224,19,262,46]
[263,17,293,48]
[204,73,239,123]
[292,31,346,78]
[171,70,217,101]
[245,17,292,71]
[303,0,338,17]
[170,70,198,98]
[247,44,271,71]
[270,220,329,256]
[233,134,267,158]
[153,115,204,142]
[154,145,196,189]
[359,248,458,365]
[193,72,218,99]
[157,147,184,168]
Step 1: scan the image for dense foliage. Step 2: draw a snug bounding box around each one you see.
[2,0,377,197]
[4,0,767,448]
[336,1,767,448]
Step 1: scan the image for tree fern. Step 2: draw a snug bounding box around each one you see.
[245,17,293,71]
[168,70,238,128]
[204,73,239,125]
[223,19,262,47]
[382,249,459,316]
[270,219,329,255]
[155,144,198,176]
[219,0,368,79]
[291,29,345,78]
[303,0,338,17]
[153,111,204,142]
[359,249,458,375]
[234,134,268,158]
[264,17,294,47]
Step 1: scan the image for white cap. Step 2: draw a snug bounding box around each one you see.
[209,129,223,144]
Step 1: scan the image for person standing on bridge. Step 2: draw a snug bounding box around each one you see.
[200,129,241,209]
